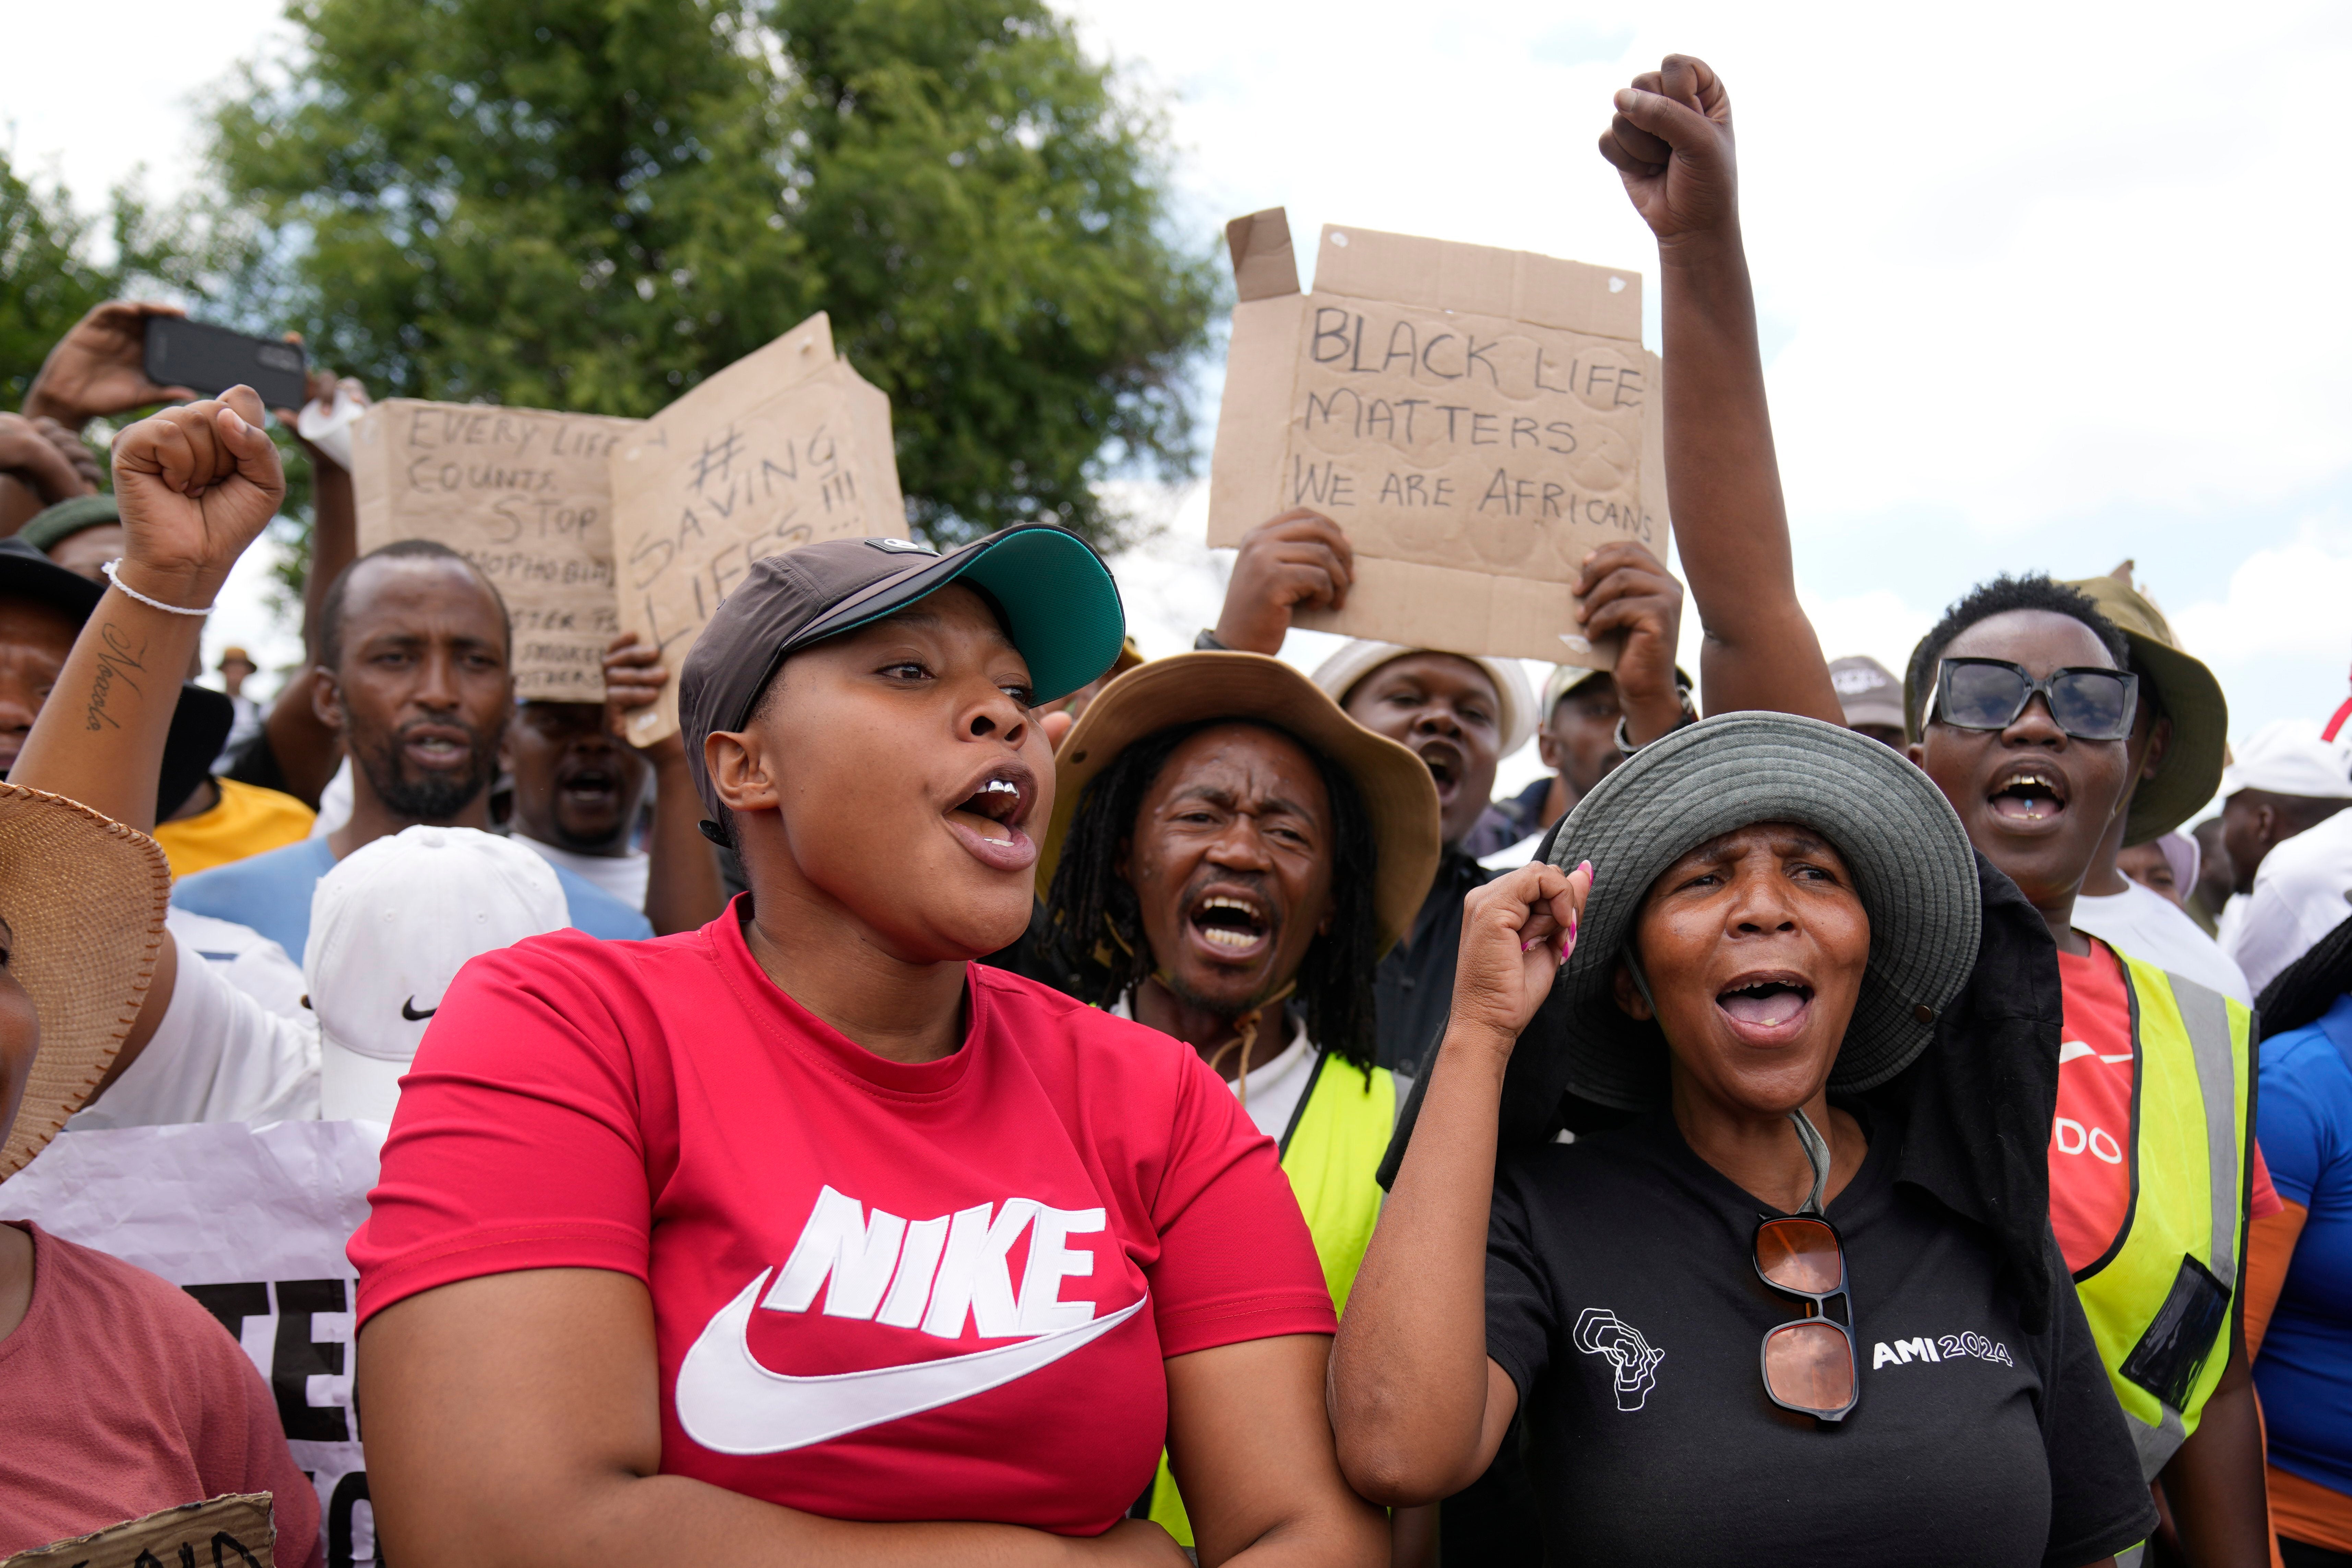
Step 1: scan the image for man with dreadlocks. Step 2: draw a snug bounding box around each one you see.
[1034,649,1442,1560]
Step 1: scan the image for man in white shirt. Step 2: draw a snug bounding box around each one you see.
[2215,719,2352,975]
[2225,803,2352,997]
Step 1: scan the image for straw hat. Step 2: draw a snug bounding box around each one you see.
[1038,651,1443,957]
[0,784,172,1176]
[1538,712,1982,1109]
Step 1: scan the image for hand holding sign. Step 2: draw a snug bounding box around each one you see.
[1213,508,1356,655]
[1208,212,1665,667]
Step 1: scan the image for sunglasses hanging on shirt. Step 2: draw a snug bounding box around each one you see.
[1755,1108,1859,1424]
[1926,658,2139,743]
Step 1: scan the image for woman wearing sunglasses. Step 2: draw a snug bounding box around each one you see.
[1902,580,2279,1568]
[1331,711,2157,1567]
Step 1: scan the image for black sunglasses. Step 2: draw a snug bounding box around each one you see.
[1754,1213,1857,1423]
[1928,657,2138,742]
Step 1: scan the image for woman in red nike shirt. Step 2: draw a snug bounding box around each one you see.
[349,529,1384,1567]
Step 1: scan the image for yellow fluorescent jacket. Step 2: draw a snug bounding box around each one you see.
[1148,1049,1395,1547]
[2071,955,2254,1487]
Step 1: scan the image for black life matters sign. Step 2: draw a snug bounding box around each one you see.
[1,1492,275,1568]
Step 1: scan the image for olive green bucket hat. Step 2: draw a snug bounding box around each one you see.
[1539,711,1982,1110]
[2061,570,2227,847]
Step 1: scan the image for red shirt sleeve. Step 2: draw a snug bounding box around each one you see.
[201,1339,324,1568]
[2251,1142,2284,1222]
[1139,1047,1337,1357]
[351,933,659,1325]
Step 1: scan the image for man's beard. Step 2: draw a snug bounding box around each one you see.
[356,717,501,822]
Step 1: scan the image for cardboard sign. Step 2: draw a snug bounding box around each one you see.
[1,1122,385,1568]
[352,400,642,701]
[1208,210,1666,668]
[608,313,904,745]
[2,1494,276,1568]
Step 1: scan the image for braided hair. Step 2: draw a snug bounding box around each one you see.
[1042,719,1382,1072]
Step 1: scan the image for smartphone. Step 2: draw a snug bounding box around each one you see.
[143,316,308,409]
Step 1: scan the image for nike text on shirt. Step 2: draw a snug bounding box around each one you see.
[766,1186,1107,1337]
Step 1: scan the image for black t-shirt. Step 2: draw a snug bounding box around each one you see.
[1485,1110,2154,1568]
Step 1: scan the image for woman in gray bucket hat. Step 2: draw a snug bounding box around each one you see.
[1329,711,2159,1568]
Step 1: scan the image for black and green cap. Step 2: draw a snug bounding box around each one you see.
[679,525,1125,819]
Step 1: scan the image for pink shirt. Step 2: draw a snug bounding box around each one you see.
[353,902,1335,1535]
[0,1223,321,1568]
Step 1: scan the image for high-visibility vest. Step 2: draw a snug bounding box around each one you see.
[2070,954,2254,1493]
[1146,1049,1395,1548]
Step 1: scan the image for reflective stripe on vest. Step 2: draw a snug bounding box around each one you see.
[2070,955,2253,1485]
[1148,1051,1394,1547]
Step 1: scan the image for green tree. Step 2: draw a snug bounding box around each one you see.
[211,0,1219,546]
[1,152,120,410]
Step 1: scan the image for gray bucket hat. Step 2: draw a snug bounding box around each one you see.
[1540,711,1982,1108]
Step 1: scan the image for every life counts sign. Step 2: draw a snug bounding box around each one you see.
[1208,208,1666,668]
[352,401,643,702]
[0,1123,385,1568]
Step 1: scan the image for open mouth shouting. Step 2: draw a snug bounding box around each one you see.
[1716,970,1816,1046]
[944,761,1038,873]
[1416,738,1465,806]
[1185,887,1276,965]
[1985,763,2068,828]
[558,763,621,808]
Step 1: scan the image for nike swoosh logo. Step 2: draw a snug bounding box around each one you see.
[2058,1041,2135,1066]
[675,1269,1146,1455]
[400,997,437,1021]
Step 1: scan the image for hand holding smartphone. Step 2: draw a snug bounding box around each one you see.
[143,317,309,410]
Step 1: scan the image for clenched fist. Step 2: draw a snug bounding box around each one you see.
[1598,55,1740,248]
[109,385,285,611]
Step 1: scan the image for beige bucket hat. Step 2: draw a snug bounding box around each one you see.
[1038,651,1443,957]
[0,784,172,1176]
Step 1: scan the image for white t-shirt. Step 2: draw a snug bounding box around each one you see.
[2223,808,2352,998]
[163,907,307,1018]
[512,831,651,912]
[2073,878,2253,1005]
[68,928,321,1132]
[1108,996,1315,1138]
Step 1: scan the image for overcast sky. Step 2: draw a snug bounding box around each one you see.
[9,0,2349,800]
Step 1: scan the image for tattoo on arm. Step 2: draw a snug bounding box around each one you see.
[84,621,148,732]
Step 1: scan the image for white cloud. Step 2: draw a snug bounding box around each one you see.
[2170,521,2352,669]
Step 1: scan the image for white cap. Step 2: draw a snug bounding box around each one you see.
[2219,719,2352,801]
[2223,806,2352,996]
[304,825,566,1122]
[1310,640,1537,758]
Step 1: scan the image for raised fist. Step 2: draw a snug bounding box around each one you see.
[1598,55,1740,246]
[108,386,285,610]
